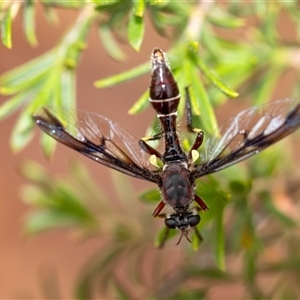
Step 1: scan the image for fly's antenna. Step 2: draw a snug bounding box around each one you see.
[176,230,191,246]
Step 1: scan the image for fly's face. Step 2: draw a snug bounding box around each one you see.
[164,211,201,245]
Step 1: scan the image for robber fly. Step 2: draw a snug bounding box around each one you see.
[33,48,300,247]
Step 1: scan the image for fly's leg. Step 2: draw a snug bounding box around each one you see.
[185,87,205,159]
[139,132,163,159]
[194,194,209,211]
[152,200,165,217]
[141,131,164,142]
[139,140,163,159]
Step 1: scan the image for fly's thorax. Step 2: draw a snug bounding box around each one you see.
[161,163,194,211]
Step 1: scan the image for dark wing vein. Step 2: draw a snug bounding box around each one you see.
[33,107,160,184]
[192,99,300,179]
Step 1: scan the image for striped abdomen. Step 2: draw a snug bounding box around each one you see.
[149,48,187,163]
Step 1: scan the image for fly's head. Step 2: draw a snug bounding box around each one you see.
[164,210,201,244]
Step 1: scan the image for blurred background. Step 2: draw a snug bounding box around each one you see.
[0,5,168,298]
[1,2,300,299]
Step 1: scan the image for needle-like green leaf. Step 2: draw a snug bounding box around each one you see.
[128,89,149,114]
[0,89,33,120]
[192,53,239,99]
[10,106,35,152]
[1,8,12,48]
[214,205,226,270]
[139,189,161,203]
[0,50,58,95]
[127,8,145,51]
[94,62,149,88]
[183,59,218,134]
[98,24,127,62]
[23,1,38,46]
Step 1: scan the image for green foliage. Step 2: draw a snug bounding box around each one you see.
[2,1,300,299]
[20,161,99,234]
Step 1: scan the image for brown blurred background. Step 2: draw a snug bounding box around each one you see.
[0,6,170,298]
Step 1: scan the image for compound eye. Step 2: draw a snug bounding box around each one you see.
[165,217,177,229]
[188,214,200,227]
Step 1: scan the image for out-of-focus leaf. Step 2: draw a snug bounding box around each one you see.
[94,62,149,88]
[260,3,279,45]
[98,24,127,62]
[23,1,38,46]
[229,179,252,195]
[10,106,35,152]
[93,0,120,7]
[149,0,169,5]
[133,0,145,17]
[252,65,284,105]
[64,42,87,69]
[189,48,239,99]
[128,89,149,114]
[24,211,71,235]
[261,256,300,272]
[253,0,267,19]
[244,250,257,288]
[168,289,207,300]
[40,132,57,159]
[191,230,203,251]
[148,7,168,36]
[1,7,95,152]
[22,195,95,234]
[183,59,218,134]
[21,184,48,207]
[139,189,161,203]
[110,170,136,207]
[292,73,300,98]
[214,205,225,270]
[60,69,76,108]
[211,42,259,81]
[20,160,51,183]
[194,178,230,229]
[260,190,297,227]
[0,89,33,120]
[127,10,145,51]
[20,161,98,235]
[155,227,177,248]
[278,0,297,8]
[186,266,231,280]
[194,176,228,264]
[69,160,110,209]
[110,276,135,300]
[249,143,292,178]
[75,245,124,300]
[41,0,84,9]
[39,268,61,300]
[44,6,59,26]
[0,49,58,95]
[113,223,133,242]
[1,7,12,48]
[23,210,78,234]
[208,6,245,29]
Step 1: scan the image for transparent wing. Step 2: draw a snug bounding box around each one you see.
[33,106,160,183]
[192,99,300,178]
